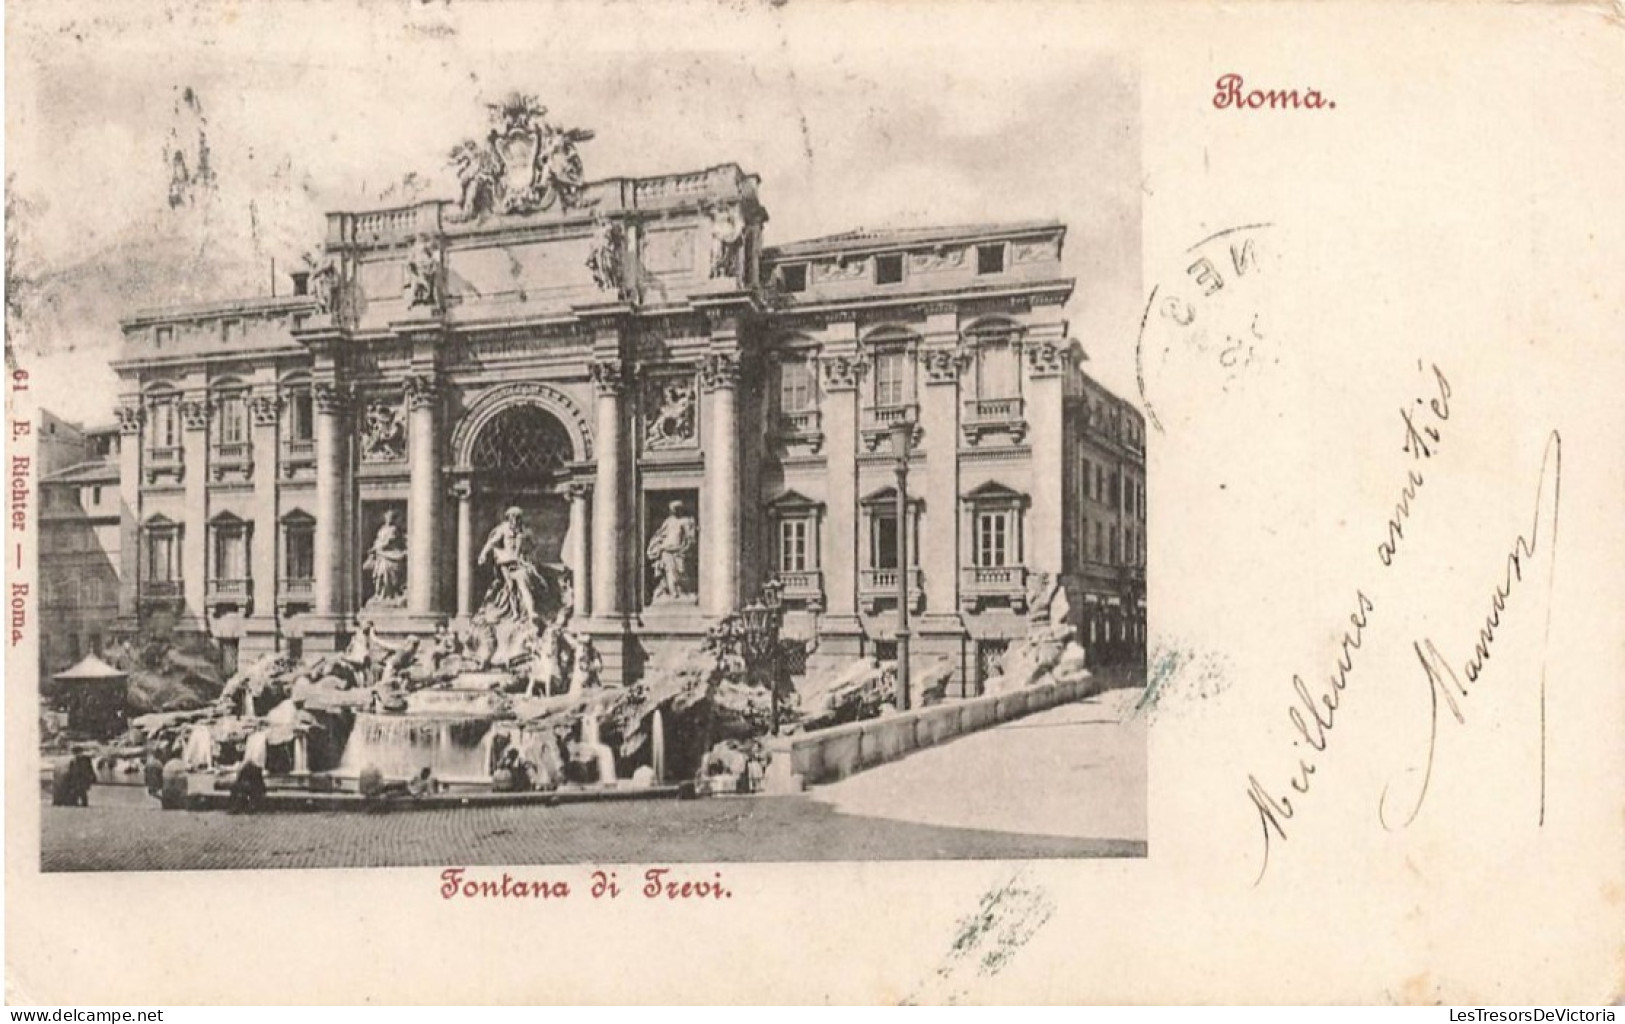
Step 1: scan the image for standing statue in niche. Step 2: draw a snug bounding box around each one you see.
[705,202,746,280]
[646,500,698,603]
[304,252,342,316]
[477,507,551,625]
[585,215,633,302]
[403,235,442,310]
[363,511,408,607]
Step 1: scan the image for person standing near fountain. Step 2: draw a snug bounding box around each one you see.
[478,507,550,624]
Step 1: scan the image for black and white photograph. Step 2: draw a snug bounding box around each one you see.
[16,12,1146,873]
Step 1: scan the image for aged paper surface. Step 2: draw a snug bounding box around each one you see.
[5,0,1623,1005]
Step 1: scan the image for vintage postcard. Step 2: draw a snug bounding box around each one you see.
[5,0,1622,1006]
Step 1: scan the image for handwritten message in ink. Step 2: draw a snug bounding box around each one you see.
[1243,364,1562,883]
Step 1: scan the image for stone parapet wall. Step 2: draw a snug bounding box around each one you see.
[764,671,1095,791]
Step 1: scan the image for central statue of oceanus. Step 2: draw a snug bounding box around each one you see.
[476,507,559,625]
[449,92,595,219]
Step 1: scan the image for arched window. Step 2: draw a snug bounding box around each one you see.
[471,405,573,478]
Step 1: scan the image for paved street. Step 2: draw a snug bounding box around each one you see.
[40,688,1145,871]
[812,687,1145,843]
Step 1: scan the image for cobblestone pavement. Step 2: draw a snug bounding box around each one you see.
[41,686,1147,872]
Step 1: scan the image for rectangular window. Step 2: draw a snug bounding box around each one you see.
[872,513,899,569]
[221,319,242,343]
[285,525,315,580]
[1093,521,1104,561]
[874,350,908,408]
[154,326,174,347]
[976,340,1019,399]
[778,359,815,414]
[214,527,247,580]
[1082,458,1093,500]
[148,400,177,450]
[779,264,808,293]
[778,519,809,572]
[147,530,179,582]
[1096,466,1105,502]
[874,253,903,285]
[1110,525,1120,565]
[975,511,1010,567]
[976,244,1005,275]
[217,394,247,445]
[91,485,103,506]
[289,389,315,441]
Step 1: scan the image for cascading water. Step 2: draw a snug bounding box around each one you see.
[243,731,269,767]
[337,712,497,783]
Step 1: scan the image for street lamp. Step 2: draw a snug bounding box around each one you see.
[739,577,785,734]
[889,418,913,712]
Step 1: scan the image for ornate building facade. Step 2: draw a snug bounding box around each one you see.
[111,99,1145,693]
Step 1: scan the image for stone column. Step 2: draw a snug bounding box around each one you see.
[819,321,863,635]
[404,374,440,615]
[248,392,281,620]
[1024,320,1072,574]
[178,392,210,627]
[312,382,347,618]
[567,480,592,619]
[451,478,473,619]
[114,399,144,626]
[702,350,741,615]
[589,358,627,618]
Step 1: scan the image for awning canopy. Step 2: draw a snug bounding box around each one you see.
[52,655,128,684]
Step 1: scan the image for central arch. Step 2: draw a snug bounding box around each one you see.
[449,381,593,472]
[447,382,594,622]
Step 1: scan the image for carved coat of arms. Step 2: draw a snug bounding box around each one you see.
[449,93,595,219]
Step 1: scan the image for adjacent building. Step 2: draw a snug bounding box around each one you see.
[108,100,1145,693]
[39,422,123,674]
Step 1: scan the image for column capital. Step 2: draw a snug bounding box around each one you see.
[589,358,627,395]
[820,353,868,392]
[565,479,592,501]
[403,372,439,410]
[313,382,350,414]
[448,477,473,502]
[249,393,282,426]
[922,345,971,385]
[1025,338,1080,379]
[701,352,740,391]
[178,395,211,431]
[115,403,145,435]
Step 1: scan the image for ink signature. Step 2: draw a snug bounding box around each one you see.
[1379,430,1562,830]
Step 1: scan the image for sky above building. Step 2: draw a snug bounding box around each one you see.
[7,1,1141,428]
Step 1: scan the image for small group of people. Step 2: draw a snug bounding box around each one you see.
[142,743,193,810]
[50,750,96,807]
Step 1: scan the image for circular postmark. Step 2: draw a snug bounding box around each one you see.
[1136,222,1280,434]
